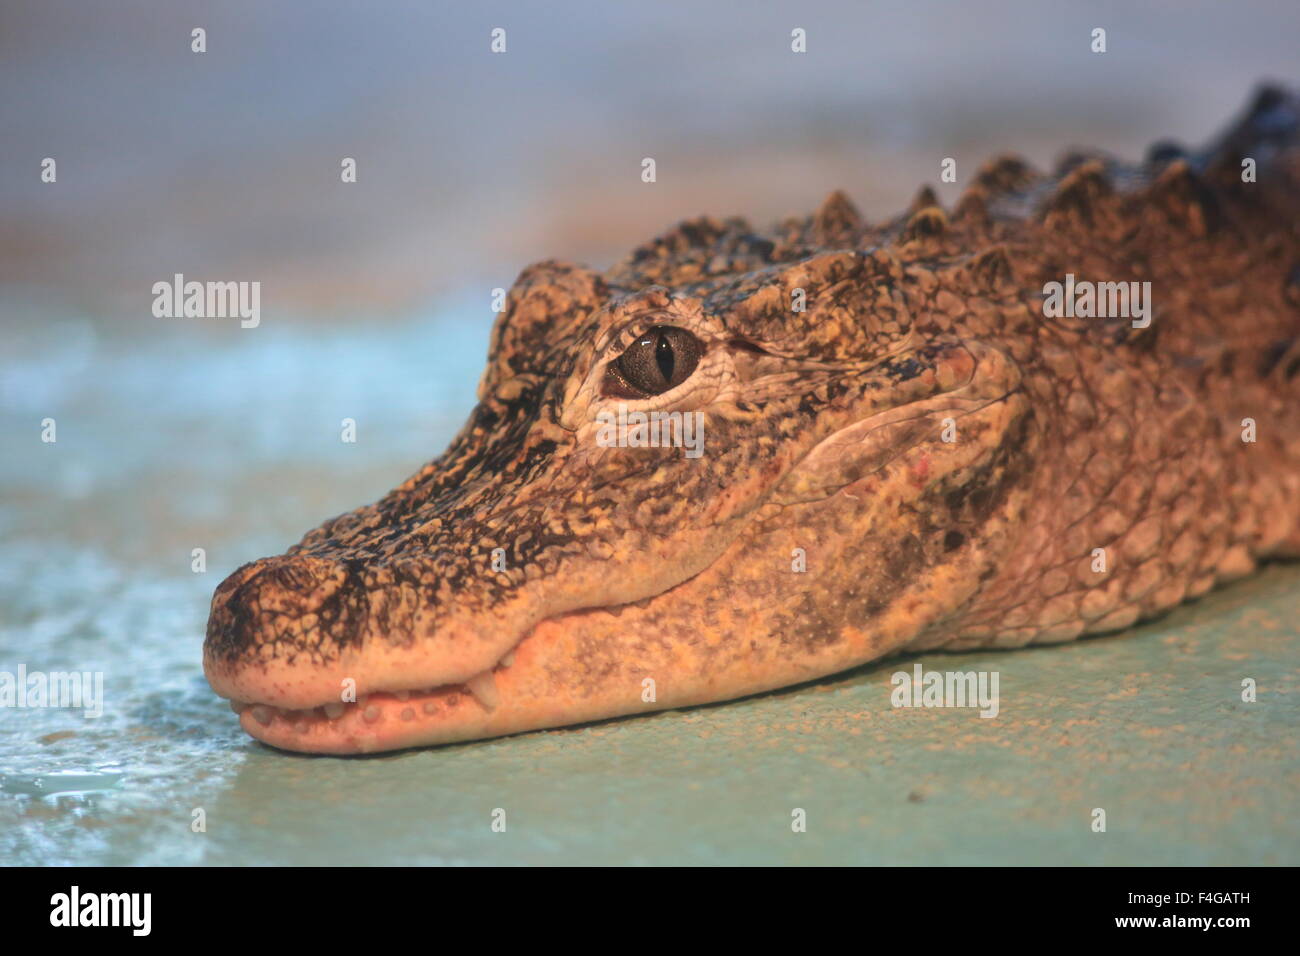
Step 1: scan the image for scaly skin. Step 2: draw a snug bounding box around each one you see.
[205,87,1300,753]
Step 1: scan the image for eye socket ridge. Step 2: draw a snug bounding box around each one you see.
[603,325,704,398]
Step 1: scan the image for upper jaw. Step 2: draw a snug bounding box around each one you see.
[202,551,535,711]
[202,623,524,711]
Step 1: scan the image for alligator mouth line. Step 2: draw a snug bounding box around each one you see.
[224,640,524,752]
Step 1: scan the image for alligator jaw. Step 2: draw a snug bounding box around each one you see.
[218,638,531,754]
[215,600,837,755]
[204,610,545,752]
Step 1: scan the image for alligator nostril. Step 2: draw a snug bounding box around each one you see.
[266,558,330,593]
[209,560,266,613]
[205,555,350,661]
[231,555,345,616]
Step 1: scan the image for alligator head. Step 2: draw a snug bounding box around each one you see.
[205,87,1300,753]
[204,238,1037,752]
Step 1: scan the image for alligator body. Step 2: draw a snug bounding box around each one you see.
[205,88,1300,754]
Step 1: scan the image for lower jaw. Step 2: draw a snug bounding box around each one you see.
[238,688,508,753]
[224,624,663,754]
[229,648,527,754]
[219,587,912,754]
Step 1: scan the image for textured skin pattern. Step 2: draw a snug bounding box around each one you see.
[205,87,1300,753]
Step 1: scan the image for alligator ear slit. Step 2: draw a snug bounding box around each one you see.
[727,337,771,355]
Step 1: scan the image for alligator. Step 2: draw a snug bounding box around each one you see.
[205,86,1300,754]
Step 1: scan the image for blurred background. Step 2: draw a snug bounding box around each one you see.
[1,1,1297,865]
[5,0,1300,319]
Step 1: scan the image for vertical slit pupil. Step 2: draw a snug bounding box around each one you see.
[655,333,675,383]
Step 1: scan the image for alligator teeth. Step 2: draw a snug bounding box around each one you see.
[394,690,410,701]
[250,705,274,726]
[499,650,516,668]
[229,700,248,715]
[464,672,500,710]
[323,702,345,720]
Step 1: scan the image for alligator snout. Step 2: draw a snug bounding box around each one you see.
[207,555,356,656]
[203,552,381,710]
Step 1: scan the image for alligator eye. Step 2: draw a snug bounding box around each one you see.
[606,326,703,397]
